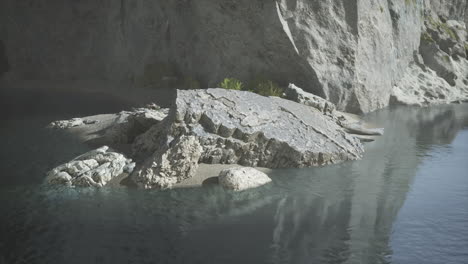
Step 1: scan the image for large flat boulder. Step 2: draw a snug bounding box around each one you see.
[131,89,364,189]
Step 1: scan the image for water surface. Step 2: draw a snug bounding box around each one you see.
[0,88,467,264]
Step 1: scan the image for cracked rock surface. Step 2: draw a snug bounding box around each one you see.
[46,146,135,187]
[131,89,364,189]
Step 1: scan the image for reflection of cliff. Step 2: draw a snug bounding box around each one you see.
[268,104,468,264]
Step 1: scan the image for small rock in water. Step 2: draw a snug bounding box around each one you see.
[218,167,272,191]
[46,146,135,187]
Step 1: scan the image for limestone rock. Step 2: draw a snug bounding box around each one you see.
[47,104,169,146]
[46,146,135,187]
[218,167,272,191]
[103,106,169,144]
[285,84,336,114]
[132,135,203,189]
[131,89,364,189]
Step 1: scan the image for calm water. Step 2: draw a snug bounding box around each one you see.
[0,88,467,264]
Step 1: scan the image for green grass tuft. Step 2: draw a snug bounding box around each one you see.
[248,76,284,97]
[219,78,243,90]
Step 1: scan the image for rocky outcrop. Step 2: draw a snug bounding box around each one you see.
[130,88,364,189]
[46,146,135,187]
[392,14,468,106]
[1,1,466,113]
[285,84,336,115]
[48,105,169,145]
[284,84,385,141]
[218,167,272,191]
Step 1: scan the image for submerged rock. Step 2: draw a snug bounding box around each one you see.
[131,88,364,189]
[46,146,135,187]
[219,167,272,191]
[341,122,384,136]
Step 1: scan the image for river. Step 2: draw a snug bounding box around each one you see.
[0,87,467,264]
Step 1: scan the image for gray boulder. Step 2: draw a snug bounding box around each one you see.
[131,88,364,189]
[219,167,272,191]
[46,146,135,187]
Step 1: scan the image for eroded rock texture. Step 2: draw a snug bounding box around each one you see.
[1,1,466,113]
[46,146,135,187]
[392,15,468,106]
[130,89,364,189]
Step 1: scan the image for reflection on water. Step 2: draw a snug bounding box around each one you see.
[0,97,468,263]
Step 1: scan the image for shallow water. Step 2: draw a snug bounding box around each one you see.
[0,89,468,264]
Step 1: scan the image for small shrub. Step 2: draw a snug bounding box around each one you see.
[380,6,384,13]
[248,76,284,97]
[219,78,243,90]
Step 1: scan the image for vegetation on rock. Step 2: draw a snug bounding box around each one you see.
[426,15,458,40]
[421,32,435,43]
[219,78,243,90]
[219,76,284,97]
[248,76,284,97]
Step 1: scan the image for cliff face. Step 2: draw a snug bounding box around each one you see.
[0,0,467,113]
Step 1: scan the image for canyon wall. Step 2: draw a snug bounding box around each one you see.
[0,0,466,113]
